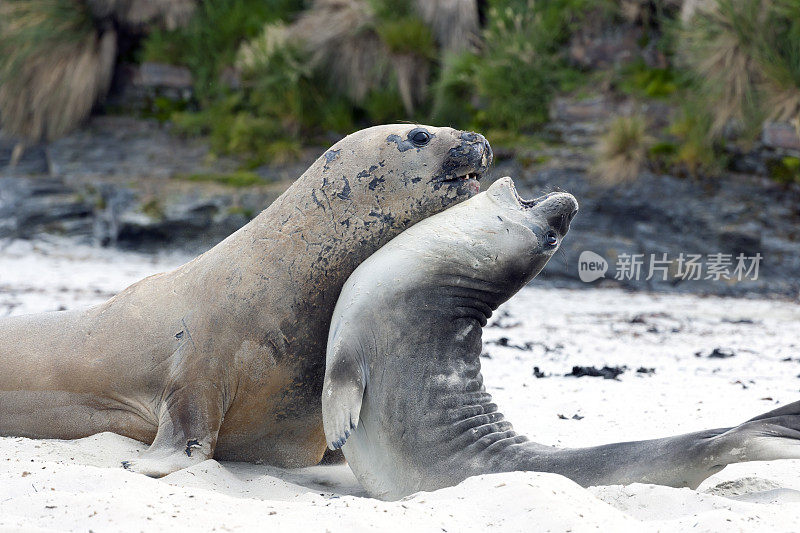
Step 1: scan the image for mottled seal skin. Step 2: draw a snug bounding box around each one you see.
[0,124,492,477]
[323,177,800,500]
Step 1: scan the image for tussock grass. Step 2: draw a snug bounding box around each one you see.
[140,0,302,103]
[0,0,116,142]
[0,0,199,145]
[594,115,653,183]
[288,0,436,114]
[87,0,195,29]
[290,0,390,105]
[679,0,800,138]
[414,0,480,53]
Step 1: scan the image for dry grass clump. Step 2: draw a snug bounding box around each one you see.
[0,1,117,143]
[286,0,440,114]
[757,1,800,126]
[0,0,197,147]
[289,0,393,105]
[679,0,800,138]
[414,0,480,53]
[86,0,195,30]
[594,115,653,183]
[282,0,478,114]
[236,22,294,73]
[679,0,765,136]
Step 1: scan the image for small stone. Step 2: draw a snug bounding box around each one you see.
[762,121,800,151]
[134,63,193,89]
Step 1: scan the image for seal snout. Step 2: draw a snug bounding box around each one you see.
[539,193,579,236]
[460,131,493,174]
[437,131,493,184]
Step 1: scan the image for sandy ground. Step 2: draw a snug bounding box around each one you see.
[1,237,800,532]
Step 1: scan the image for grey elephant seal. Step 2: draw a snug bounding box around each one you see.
[322,177,800,500]
[0,124,492,477]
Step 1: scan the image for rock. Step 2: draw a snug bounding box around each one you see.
[0,137,48,175]
[47,116,230,181]
[92,184,137,247]
[4,105,800,298]
[695,347,736,359]
[548,97,614,148]
[0,177,94,239]
[568,24,641,70]
[566,366,627,380]
[719,223,762,256]
[762,121,800,152]
[728,146,768,175]
[505,157,800,297]
[134,62,193,89]
[551,97,612,123]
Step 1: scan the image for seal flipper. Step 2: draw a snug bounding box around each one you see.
[708,399,800,465]
[121,332,227,477]
[322,339,365,450]
[121,378,225,477]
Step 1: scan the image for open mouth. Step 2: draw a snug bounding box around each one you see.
[501,179,579,232]
[503,178,569,211]
[507,179,548,208]
[445,170,483,183]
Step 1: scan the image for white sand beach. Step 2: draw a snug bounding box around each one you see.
[2,237,800,532]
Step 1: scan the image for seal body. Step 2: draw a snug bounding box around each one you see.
[323,178,800,500]
[0,124,492,477]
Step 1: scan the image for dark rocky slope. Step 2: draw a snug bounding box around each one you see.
[2,113,798,297]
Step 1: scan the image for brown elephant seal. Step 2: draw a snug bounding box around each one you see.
[0,124,492,477]
[323,177,800,500]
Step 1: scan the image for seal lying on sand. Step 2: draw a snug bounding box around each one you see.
[0,124,492,477]
[322,177,800,500]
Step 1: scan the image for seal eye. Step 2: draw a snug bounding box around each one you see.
[409,128,431,147]
[545,231,558,247]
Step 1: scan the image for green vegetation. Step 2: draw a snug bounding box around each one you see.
[134,0,619,166]
[158,0,431,164]
[434,0,604,131]
[226,206,256,219]
[140,0,305,103]
[618,61,680,99]
[141,198,165,219]
[174,171,264,188]
[667,103,726,176]
[8,0,796,182]
[768,156,800,184]
[376,16,436,57]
